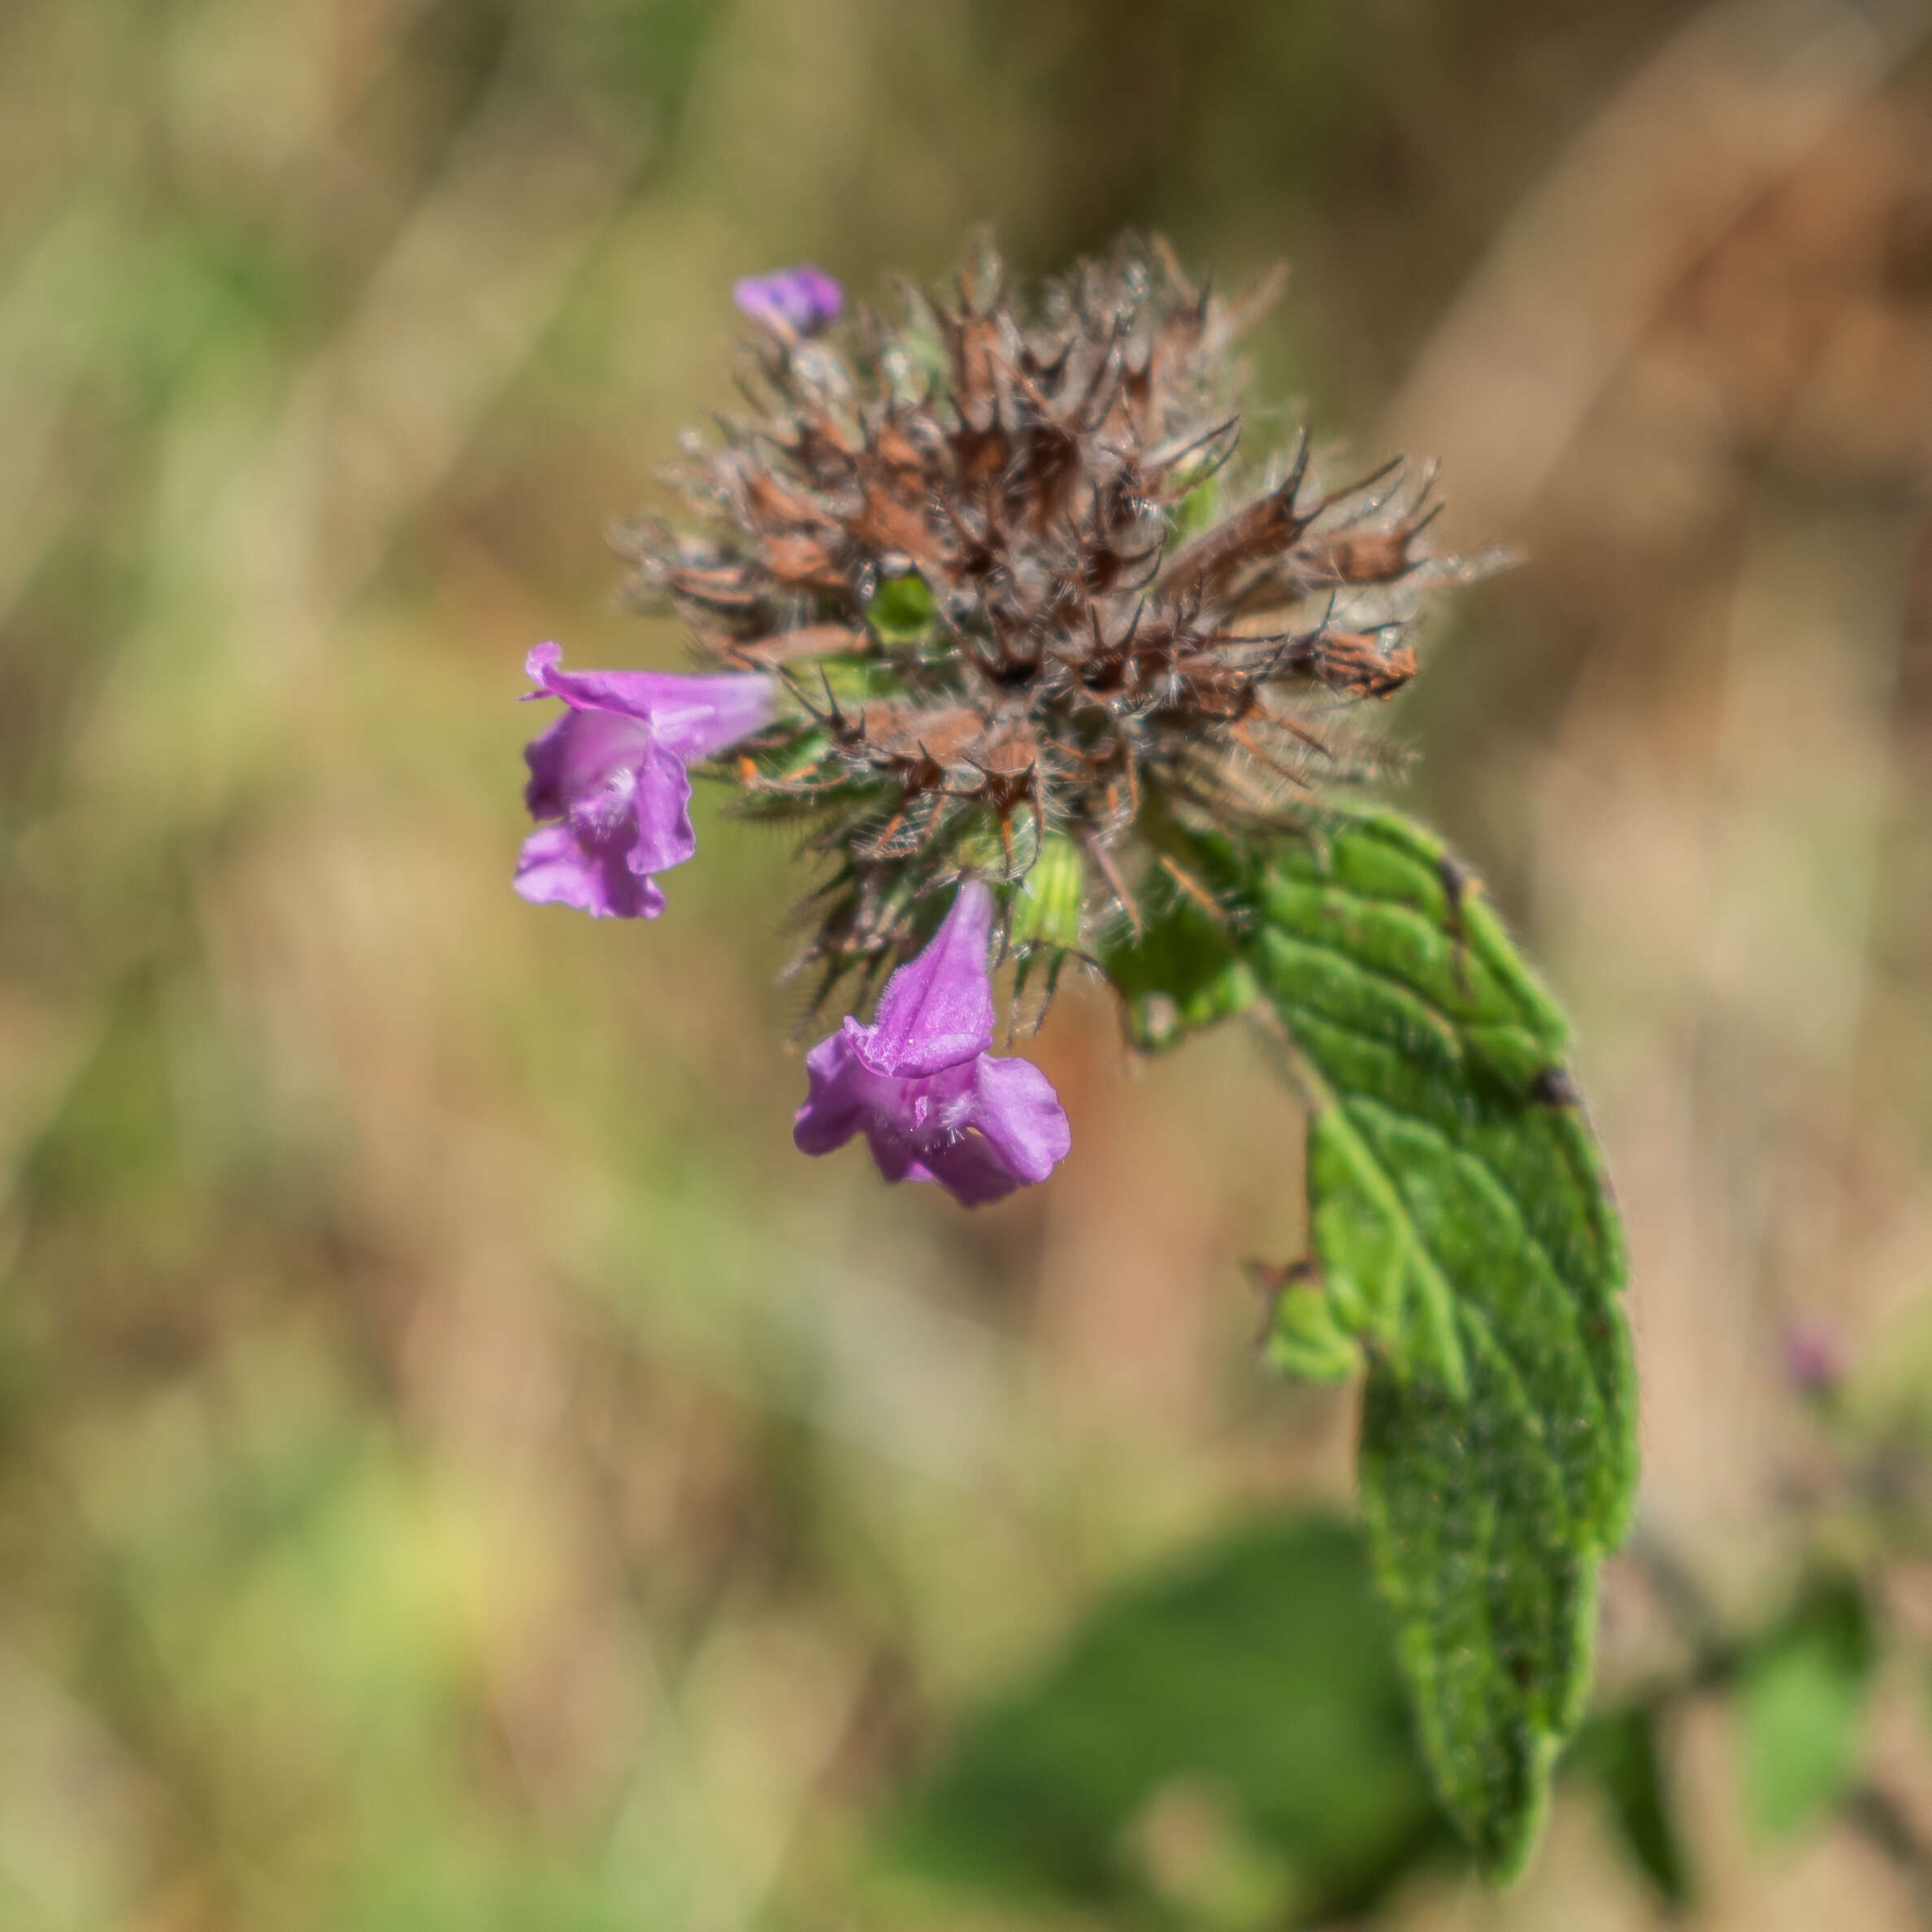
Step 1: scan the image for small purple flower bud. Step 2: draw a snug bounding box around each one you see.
[732,263,843,337]
[1782,1319,1844,1400]
[515,642,774,919]
[793,881,1071,1207]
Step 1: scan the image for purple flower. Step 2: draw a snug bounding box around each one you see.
[793,881,1071,1207]
[732,263,843,336]
[1782,1319,1844,1400]
[515,642,774,919]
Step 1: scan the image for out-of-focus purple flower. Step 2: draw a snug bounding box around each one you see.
[1782,1319,1845,1400]
[793,881,1070,1206]
[515,642,774,919]
[732,263,843,336]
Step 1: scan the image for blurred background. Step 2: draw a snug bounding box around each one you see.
[7,0,1932,1925]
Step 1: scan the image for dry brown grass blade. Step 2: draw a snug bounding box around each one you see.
[1387,0,1932,537]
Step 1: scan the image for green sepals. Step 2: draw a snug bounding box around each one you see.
[1171,473,1223,542]
[1094,808,1638,1885]
[749,724,833,784]
[813,656,905,714]
[866,568,937,640]
[892,322,950,398]
[1574,1705,1692,1908]
[1100,862,1257,1051]
[1006,833,1085,953]
[1739,1576,1875,1840]
[948,805,1045,884]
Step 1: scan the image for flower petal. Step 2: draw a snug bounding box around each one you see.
[651,673,778,762]
[732,264,843,336]
[916,1132,1035,1208]
[863,1129,939,1187]
[522,710,574,819]
[965,1053,1072,1187]
[854,881,996,1078]
[791,264,844,326]
[514,824,666,919]
[627,740,698,875]
[529,709,645,828]
[524,643,774,758]
[792,1030,875,1154]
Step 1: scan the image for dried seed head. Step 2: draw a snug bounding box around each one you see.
[618,237,1489,1019]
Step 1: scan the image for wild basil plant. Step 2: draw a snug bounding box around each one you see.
[513,243,1637,1880]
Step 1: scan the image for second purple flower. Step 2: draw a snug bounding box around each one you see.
[793,882,1071,1208]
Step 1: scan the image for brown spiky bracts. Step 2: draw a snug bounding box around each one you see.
[619,239,1483,1022]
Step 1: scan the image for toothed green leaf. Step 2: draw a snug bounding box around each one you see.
[1248,811,1634,1880]
[1264,1268,1365,1383]
[1109,809,1636,1883]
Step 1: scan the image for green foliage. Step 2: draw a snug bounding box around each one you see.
[1115,809,1637,1881]
[1739,1578,1876,1839]
[1103,858,1258,1049]
[897,1510,1711,1924]
[1574,1705,1692,1908]
[22,970,178,1211]
[892,1517,1452,1925]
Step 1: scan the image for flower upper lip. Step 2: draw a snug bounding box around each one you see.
[523,641,773,763]
[843,882,998,1079]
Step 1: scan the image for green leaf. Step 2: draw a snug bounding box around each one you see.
[1099,857,1257,1050]
[1574,1705,1693,1908]
[1246,812,1635,1879]
[1119,808,1636,1882]
[1261,1262,1365,1383]
[890,1517,1452,1925]
[1740,1578,1875,1839]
